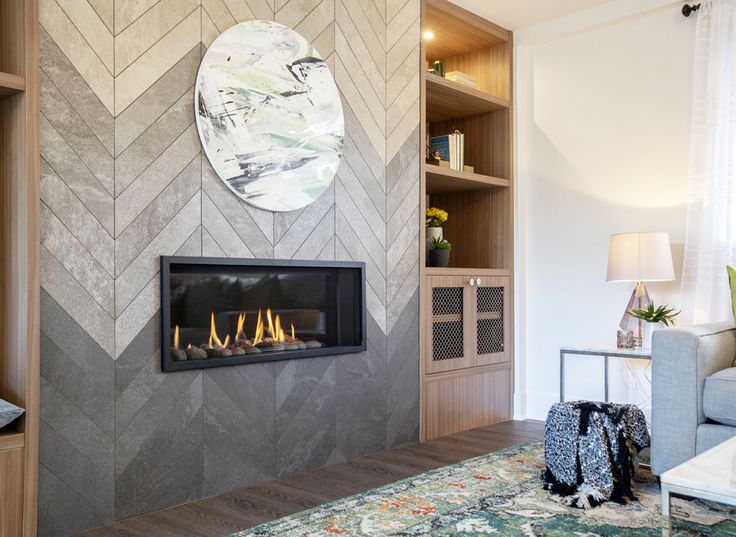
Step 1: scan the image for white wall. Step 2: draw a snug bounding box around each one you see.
[514,0,696,420]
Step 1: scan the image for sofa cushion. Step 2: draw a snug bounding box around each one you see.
[703,367,736,427]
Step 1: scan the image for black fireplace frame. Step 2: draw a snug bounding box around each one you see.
[160,256,366,372]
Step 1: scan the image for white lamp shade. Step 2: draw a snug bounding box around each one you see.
[606,232,675,282]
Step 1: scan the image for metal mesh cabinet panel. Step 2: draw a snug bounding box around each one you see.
[477,286,504,355]
[432,286,463,361]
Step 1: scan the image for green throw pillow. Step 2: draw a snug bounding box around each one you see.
[729,265,736,366]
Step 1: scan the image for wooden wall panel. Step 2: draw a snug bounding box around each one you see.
[0,446,24,537]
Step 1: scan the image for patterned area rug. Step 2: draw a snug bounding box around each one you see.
[232,442,736,536]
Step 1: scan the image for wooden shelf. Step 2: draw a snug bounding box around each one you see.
[0,72,25,97]
[426,165,508,193]
[426,74,509,122]
[424,267,510,277]
[0,431,24,451]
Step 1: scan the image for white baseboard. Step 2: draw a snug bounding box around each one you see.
[513,391,527,420]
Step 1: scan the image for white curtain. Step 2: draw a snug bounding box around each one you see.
[681,0,736,324]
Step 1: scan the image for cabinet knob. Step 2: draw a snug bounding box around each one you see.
[468,278,476,287]
[476,278,482,286]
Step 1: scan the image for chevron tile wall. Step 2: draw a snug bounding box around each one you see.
[39,1,420,534]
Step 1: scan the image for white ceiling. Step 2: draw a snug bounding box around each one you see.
[447,0,613,30]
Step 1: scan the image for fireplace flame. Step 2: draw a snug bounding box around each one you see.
[235,313,246,343]
[209,311,225,348]
[291,323,295,340]
[254,309,264,344]
[173,325,180,350]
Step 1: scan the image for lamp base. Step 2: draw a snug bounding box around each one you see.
[619,282,652,348]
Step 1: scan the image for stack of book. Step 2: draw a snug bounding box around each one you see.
[429,130,464,171]
[445,71,477,89]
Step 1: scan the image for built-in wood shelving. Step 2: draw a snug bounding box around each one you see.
[0,431,25,451]
[0,72,25,97]
[426,74,508,122]
[426,165,509,194]
[420,0,514,442]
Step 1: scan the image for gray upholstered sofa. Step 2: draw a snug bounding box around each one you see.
[651,322,736,476]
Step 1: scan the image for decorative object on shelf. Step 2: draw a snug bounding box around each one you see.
[616,329,635,349]
[445,70,477,89]
[426,149,441,166]
[429,237,452,267]
[195,20,344,212]
[431,60,445,77]
[429,130,464,171]
[0,398,24,429]
[606,232,675,347]
[425,206,448,261]
[628,303,680,349]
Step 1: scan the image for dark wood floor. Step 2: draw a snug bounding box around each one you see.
[79,420,545,537]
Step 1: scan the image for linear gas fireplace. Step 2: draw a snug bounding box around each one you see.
[160,257,366,372]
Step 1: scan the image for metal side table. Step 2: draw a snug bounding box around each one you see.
[559,345,652,402]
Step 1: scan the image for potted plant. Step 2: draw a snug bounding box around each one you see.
[628,303,680,348]
[426,207,448,261]
[429,237,452,267]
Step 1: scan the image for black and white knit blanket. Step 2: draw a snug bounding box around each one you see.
[541,401,650,509]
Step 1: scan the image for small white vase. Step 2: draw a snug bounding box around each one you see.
[426,227,443,261]
[642,322,664,349]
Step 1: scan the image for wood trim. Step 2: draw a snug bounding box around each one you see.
[424,360,511,381]
[425,267,510,277]
[0,431,24,451]
[425,0,510,45]
[0,446,24,537]
[426,165,509,194]
[0,73,25,97]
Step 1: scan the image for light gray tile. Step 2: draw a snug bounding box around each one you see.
[274,184,334,259]
[41,159,114,276]
[292,206,335,260]
[335,207,386,303]
[41,70,114,195]
[115,156,201,276]
[336,155,385,235]
[203,162,274,258]
[41,115,114,235]
[334,179,386,270]
[40,28,114,155]
[41,203,115,315]
[386,126,419,193]
[115,88,195,195]
[343,100,385,187]
[115,45,201,155]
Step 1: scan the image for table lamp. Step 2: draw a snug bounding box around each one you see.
[606,232,675,347]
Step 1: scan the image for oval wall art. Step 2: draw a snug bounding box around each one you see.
[195,20,344,212]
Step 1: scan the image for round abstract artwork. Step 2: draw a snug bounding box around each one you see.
[195,20,344,212]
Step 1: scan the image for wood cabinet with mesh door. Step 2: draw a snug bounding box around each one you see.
[423,273,512,439]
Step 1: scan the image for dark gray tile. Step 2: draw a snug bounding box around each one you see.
[275,358,338,476]
[115,373,203,519]
[387,290,420,447]
[38,464,113,537]
[115,311,160,394]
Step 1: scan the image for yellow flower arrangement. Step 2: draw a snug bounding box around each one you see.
[426,207,448,228]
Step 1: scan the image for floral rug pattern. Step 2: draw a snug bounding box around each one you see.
[232,442,736,536]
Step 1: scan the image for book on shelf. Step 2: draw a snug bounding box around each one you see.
[429,130,464,171]
[445,71,477,89]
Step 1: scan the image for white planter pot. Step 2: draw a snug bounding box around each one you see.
[426,227,443,261]
[642,322,664,349]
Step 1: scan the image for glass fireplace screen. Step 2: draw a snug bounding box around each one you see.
[161,257,365,372]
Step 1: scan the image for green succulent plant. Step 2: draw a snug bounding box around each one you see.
[628,303,680,326]
[431,237,452,250]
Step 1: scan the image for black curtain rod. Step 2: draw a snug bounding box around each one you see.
[682,3,701,17]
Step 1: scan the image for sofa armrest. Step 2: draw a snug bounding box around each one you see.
[651,322,736,475]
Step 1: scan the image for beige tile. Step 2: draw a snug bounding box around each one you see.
[243,0,273,20]
[115,9,201,115]
[386,0,410,22]
[335,57,385,165]
[386,13,419,75]
[202,0,237,33]
[387,70,419,133]
[88,0,114,33]
[386,43,418,105]
[115,0,159,34]
[312,22,335,59]
[339,0,385,73]
[275,0,321,28]
[222,0,257,21]
[335,24,385,132]
[57,0,114,71]
[386,0,418,50]
[293,0,334,44]
[115,0,199,75]
[202,6,221,48]
[41,0,114,113]
[386,97,419,163]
